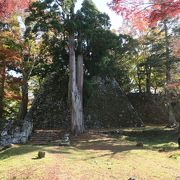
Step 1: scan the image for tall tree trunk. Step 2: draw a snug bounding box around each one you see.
[137,66,142,93]
[18,70,28,121]
[0,59,5,119]
[77,54,84,103]
[77,54,84,129]
[146,65,151,94]
[154,87,157,95]
[69,35,84,135]
[137,80,142,93]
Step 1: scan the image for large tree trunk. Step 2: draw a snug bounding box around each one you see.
[0,59,6,119]
[18,70,28,121]
[77,54,84,103]
[137,66,142,93]
[77,54,84,129]
[69,35,84,135]
[145,65,151,94]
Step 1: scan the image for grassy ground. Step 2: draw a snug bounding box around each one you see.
[0,126,180,180]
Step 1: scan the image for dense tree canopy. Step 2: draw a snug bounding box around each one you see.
[0,0,35,19]
[0,0,179,134]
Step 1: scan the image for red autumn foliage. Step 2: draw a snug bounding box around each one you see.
[5,90,21,100]
[0,0,35,19]
[0,45,21,67]
[166,82,180,89]
[109,0,180,30]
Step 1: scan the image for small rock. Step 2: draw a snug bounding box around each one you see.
[158,147,168,152]
[1,131,8,136]
[59,133,70,146]
[166,123,177,128]
[63,133,70,141]
[128,177,137,180]
[38,151,45,158]
[136,141,143,147]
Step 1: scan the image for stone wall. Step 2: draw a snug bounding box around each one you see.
[0,119,33,146]
[1,71,179,145]
[84,77,143,128]
[28,72,69,129]
[25,73,143,129]
[128,93,180,125]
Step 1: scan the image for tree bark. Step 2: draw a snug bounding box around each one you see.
[69,35,84,135]
[145,65,151,94]
[164,20,171,83]
[0,59,6,119]
[77,54,84,129]
[137,66,142,93]
[18,70,28,121]
[77,54,84,103]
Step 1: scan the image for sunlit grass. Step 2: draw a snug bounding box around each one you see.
[0,126,180,179]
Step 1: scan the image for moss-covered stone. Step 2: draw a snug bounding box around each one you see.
[27,74,143,129]
[84,77,143,128]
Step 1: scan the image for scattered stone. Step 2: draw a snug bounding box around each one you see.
[128,177,137,180]
[158,147,168,152]
[166,123,178,128]
[110,129,123,135]
[136,141,143,147]
[59,141,70,146]
[59,133,70,146]
[38,151,45,158]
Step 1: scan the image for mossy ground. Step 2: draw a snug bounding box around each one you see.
[0,126,180,180]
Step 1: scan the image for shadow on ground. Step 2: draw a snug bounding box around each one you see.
[0,144,70,160]
[0,126,179,160]
[71,126,179,155]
